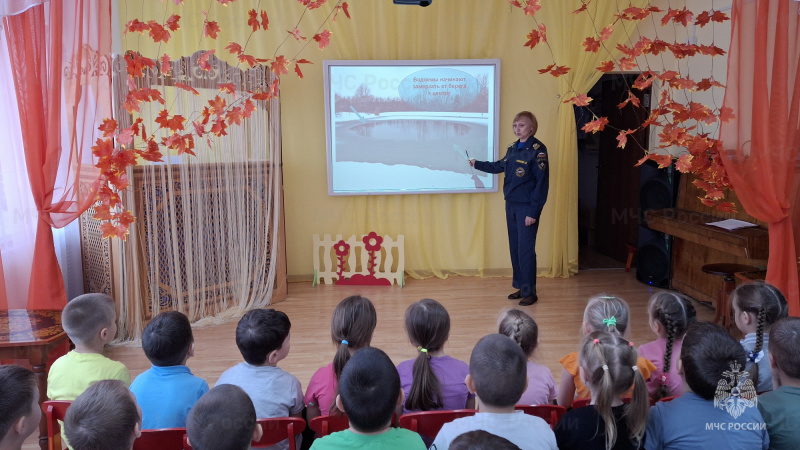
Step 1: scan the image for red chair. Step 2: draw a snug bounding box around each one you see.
[133,428,187,450]
[658,395,680,403]
[515,405,567,430]
[572,396,655,409]
[252,417,306,449]
[42,400,71,450]
[309,413,349,437]
[398,409,478,437]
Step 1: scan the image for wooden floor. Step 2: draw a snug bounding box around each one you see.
[24,269,715,449]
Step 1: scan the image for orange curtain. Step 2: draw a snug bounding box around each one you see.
[3,0,110,310]
[719,0,800,312]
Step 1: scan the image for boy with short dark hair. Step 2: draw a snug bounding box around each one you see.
[431,334,557,450]
[47,293,130,403]
[187,385,263,450]
[216,309,303,449]
[310,347,425,449]
[0,365,41,450]
[130,310,209,429]
[64,379,142,450]
[758,316,800,449]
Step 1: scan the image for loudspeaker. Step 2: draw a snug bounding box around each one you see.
[636,159,680,288]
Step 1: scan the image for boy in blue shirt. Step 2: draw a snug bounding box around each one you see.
[130,311,209,429]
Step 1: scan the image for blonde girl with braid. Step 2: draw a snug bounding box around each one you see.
[498,309,557,405]
[557,295,656,409]
[638,292,697,400]
[397,299,474,416]
[731,281,789,393]
[554,331,649,450]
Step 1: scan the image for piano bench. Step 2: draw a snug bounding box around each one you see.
[701,263,761,331]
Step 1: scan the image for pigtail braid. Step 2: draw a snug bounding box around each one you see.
[592,340,617,450]
[656,309,675,401]
[748,306,766,388]
[626,361,649,445]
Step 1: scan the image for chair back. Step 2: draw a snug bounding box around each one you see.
[572,396,655,409]
[309,413,349,437]
[514,405,567,430]
[42,400,71,450]
[133,428,187,450]
[658,395,680,402]
[398,409,477,437]
[252,417,306,449]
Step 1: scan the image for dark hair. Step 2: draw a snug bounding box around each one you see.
[331,295,377,382]
[731,281,789,386]
[580,331,648,449]
[498,309,539,358]
[513,111,539,136]
[62,293,116,345]
[0,365,37,441]
[469,334,527,408]
[187,385,256,450]
[142,311,194,366]
[450,430,521,450]
[681,321,747,400]
[64,380,140,450]
[768,317,800,380]
[647,291,697,400]
[235,309,291,366]
[404,298,450,411]
[338,347,401,433]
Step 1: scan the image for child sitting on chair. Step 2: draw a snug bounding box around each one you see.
[187,385,263,450]
[757,316,800,449]
[310,347,426,449]
[0,365,41,450]
[64,380,142,450]
[130,311,209,429]
[431,334,557,450]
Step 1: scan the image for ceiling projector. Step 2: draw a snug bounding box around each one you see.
[393,0,432,6]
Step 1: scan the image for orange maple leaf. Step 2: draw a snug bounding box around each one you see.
[675,153,693,172]
[226,42,244,55]
[618,91,641,109]
[563,94,592,106]
[524,29,543,49]
[582,37,601,53]
[208,96,227,116]
[582,117,609,133]
[99,119,118,138]
[97,185,122,208]
[155,110,186,132]
[261,10,270,29]
[93,204,113,221]
[204,20,221,39]
[175,82,200,96]
[225,106,244,125]
[662,8,693,27]
[616,129,636,148]
[271,55,290,75]
[596,60,615,72]
[92,138,114,159]
[524,0,541,16]
[124,52,156,77]
[538,64,555,74]
[618,58,638,71]
[248,9,259,31]
[138,139,163,162]
[313,30,332,50]
[548,65,570,77]
[99,222,128,239]
[698,45,726,57]
[651,154,674,168]
[238,54,257,67]
[164,133,196,156]
[210,118,228,136]
[219,83,236,95]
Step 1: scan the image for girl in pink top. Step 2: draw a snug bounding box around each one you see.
[498,309,557,405]
[638,291,696,400]
[304,295,377,424]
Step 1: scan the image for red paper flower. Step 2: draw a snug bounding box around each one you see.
[362,232,383,252]
[334,240,350,257]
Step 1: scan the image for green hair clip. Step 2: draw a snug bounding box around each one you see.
[603,316,617,328]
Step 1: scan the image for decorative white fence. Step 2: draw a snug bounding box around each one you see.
[312,233,405,286]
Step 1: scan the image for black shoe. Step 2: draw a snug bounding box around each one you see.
[519,295,538,306]
[508,290,522,300]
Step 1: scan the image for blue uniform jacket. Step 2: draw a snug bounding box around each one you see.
[474,137,550,220]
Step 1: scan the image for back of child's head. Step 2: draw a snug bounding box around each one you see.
[338,347,400,433]
[64,379,141,450]
[498,309,539,358]
[579,331,648,449]
[469,334,527,408]
[450,430,521,450]
[0,365,39,444]
[142,311,194,366]
[767,316,800,380]
[62,293,116,345]
[583,294,631,335]
[647,291,697,400]
[404,298,450,411]
[331,295,377,381]
[235,308,290,366]
[187,385,256,450]
[681,321,747,400]
[731,281,789,381]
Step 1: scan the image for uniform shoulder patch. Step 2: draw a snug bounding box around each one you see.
[537,152,548,171]
[533,143,541,150]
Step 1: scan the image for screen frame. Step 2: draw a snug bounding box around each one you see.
[323,59,501,196]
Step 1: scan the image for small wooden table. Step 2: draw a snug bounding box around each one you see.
[0,309,68,450]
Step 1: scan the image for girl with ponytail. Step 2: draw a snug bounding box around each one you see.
[304,295,377,423]
[498,309,557,405]
[732,281,789,393]
[554,331,648,450]
[639,291,697,400]
[397,299,474,414]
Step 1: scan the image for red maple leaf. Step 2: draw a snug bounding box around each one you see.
[616,129,636,148]
[261,10,270,29]
[718,106,736,123]
[247,10,259,32]
[175,82,199,96]
[524,29,543,49]
[198,50,215,71]
[582,37,601,53]
[204,21,221,39]
[658,70,679,81]
[226,42,243,55]
[582,117,609,133]
[148,22,170,43]
[92,138,114,159]
[341,2,350,19]
[99,222,128,239]
[124,52,156,77]
[155,110,186,132]
[648,39,669,55]
[695,11,712,27]
[99,119,118,137]
[508,0,522,7]
[665,8,694,27]
[675,153,693,172]
[617,57,638,71]
[711,10,729,23]
[138,139,163,162]
[210,118,228,136]
[563,94,592,106]
[313,30,332,50]
[538,64,555,74]
[238,54,258,67]
[164,133,196,156]
[294,63,305,79]
[524,0,541,16]
[288,28,306,41]
[208,96,227,115]
[669,77,697,90]
[573,3,588,14]
[715,202,737,213]
[242,99,257,119]
[159,54,172,76]
[125,19,150,34]
[618,91,641,109]
[271,55,290,75]
[117,127,134,146]
[225,107,244,126]
[107,170,130,190]
[549,65,570,77]
[622,6,652,20]
[165,14,180,32]
[93,204,113,221]
[219,83,236,95]
[97,185,122,208]
[698,45,726,57]
[596,60,615,72]
[599,25,613,42]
